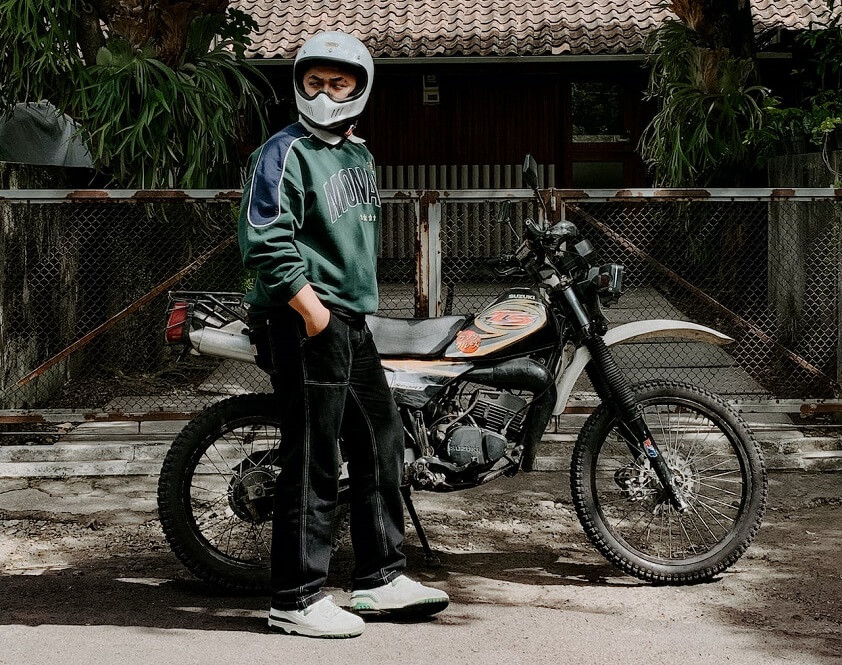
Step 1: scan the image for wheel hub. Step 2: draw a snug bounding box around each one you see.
[228,467,276,523]
[665,455,698,502]
[614,463,656,502]
[614,454,698,506]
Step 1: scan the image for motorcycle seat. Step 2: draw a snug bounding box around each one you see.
[365,315,468,358]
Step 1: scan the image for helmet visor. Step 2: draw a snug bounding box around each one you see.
[294,58,368,103]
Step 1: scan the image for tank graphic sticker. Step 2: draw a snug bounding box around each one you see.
[481,310,540,328]
[444,291,548,359]
[454,330,482,353]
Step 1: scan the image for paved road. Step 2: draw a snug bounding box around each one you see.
[1,471,840,665]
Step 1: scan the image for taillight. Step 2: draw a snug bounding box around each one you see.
[165,301,190,344]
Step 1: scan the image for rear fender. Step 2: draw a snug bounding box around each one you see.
[553,320,734,416]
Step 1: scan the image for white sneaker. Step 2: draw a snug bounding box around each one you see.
[267,595,364,638]
[350,575,449,615]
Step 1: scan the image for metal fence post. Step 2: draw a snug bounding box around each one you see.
[415,191,442,317]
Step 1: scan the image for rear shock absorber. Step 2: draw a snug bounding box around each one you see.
[585,335,689,511]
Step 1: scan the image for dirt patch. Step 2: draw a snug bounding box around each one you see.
[43,355,221,410]
[0,471,840,663]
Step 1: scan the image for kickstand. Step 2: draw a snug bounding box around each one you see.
[400,486,441,567]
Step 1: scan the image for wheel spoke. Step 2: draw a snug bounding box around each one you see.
[198,449,236,481]
[654,407,671,459]
[578,387,764,577]
[255,522,271,559]
[695,459,740,474]
[695,497,730,532]
[696,480,742,497]
[675,515,698,555]
[694,497,737,523]
[695,475,744,484]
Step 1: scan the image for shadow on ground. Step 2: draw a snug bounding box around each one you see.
[0,541,630,633]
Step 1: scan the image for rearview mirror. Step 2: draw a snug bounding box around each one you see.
[499,201,512,224]
[522,154,539,190]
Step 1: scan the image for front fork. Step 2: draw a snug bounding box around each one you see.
[584,335,689,512]
[557,285,688,510]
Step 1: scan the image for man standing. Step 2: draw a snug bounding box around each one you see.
[238,31,449,639]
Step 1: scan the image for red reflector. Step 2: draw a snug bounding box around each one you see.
[165,301,189,343]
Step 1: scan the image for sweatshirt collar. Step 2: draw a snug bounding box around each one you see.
[299,117,366,145]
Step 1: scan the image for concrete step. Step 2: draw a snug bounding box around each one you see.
[2,406,839,476]
[0,460,164,478]
[1,427,839,475]
[532,451,842,472]
[0,443,174,464]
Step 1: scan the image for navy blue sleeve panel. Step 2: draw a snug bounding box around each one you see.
[238,125,311,304]
[245,124,307,228]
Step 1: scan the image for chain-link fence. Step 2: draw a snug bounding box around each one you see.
[436,191,841,399]
[0,189,839,416]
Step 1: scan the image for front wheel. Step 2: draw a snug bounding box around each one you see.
[570,380,767,584]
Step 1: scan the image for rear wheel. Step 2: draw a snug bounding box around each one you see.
[570,380,767,584]
[157,393,349,592]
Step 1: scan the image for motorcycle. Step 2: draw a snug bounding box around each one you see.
[157,155,767,591]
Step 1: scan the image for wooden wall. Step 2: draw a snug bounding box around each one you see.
[261,60,651,187]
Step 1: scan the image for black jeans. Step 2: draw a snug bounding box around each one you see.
[247,306,406,610]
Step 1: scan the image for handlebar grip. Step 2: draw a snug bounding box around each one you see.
[486,254,515,267]
[487,253,525,278]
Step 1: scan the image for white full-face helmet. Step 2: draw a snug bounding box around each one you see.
[293,31,374,130]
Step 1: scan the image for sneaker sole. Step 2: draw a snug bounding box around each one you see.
[267,616,364,638]
[350,597,449,616]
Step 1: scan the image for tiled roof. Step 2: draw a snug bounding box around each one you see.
[234,0,838,59]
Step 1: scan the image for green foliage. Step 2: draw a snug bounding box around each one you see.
[754,10,842,160]
[795,13,842,93]
[0,2,269,188]
[0,0,83,114]
[214,8,260,58]
[640,20,768,186]
[81,35,267,188]
[806,91,842,144]
[748,100,791,161]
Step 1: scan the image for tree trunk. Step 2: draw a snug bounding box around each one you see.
[157,0,228,66]
[89,0,230,67]
[77,7,106,66]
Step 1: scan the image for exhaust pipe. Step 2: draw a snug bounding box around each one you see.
[189,325,256,364]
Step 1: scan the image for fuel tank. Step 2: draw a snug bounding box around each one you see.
[444,288,557,360]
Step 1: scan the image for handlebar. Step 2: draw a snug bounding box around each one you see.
[486,254,525,278]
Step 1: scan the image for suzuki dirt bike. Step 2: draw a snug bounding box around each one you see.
[157,156,766,591]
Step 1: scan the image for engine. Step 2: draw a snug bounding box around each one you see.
[438,390,528,468]
[444,427,507,467]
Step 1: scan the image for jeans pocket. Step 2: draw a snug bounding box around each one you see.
[301,315,351,384]
[304,314,335,342]
[247,319,278,376]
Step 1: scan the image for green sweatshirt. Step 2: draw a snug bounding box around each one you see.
[238,121,382,315]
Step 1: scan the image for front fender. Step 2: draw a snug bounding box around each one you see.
[553,320,734,416]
